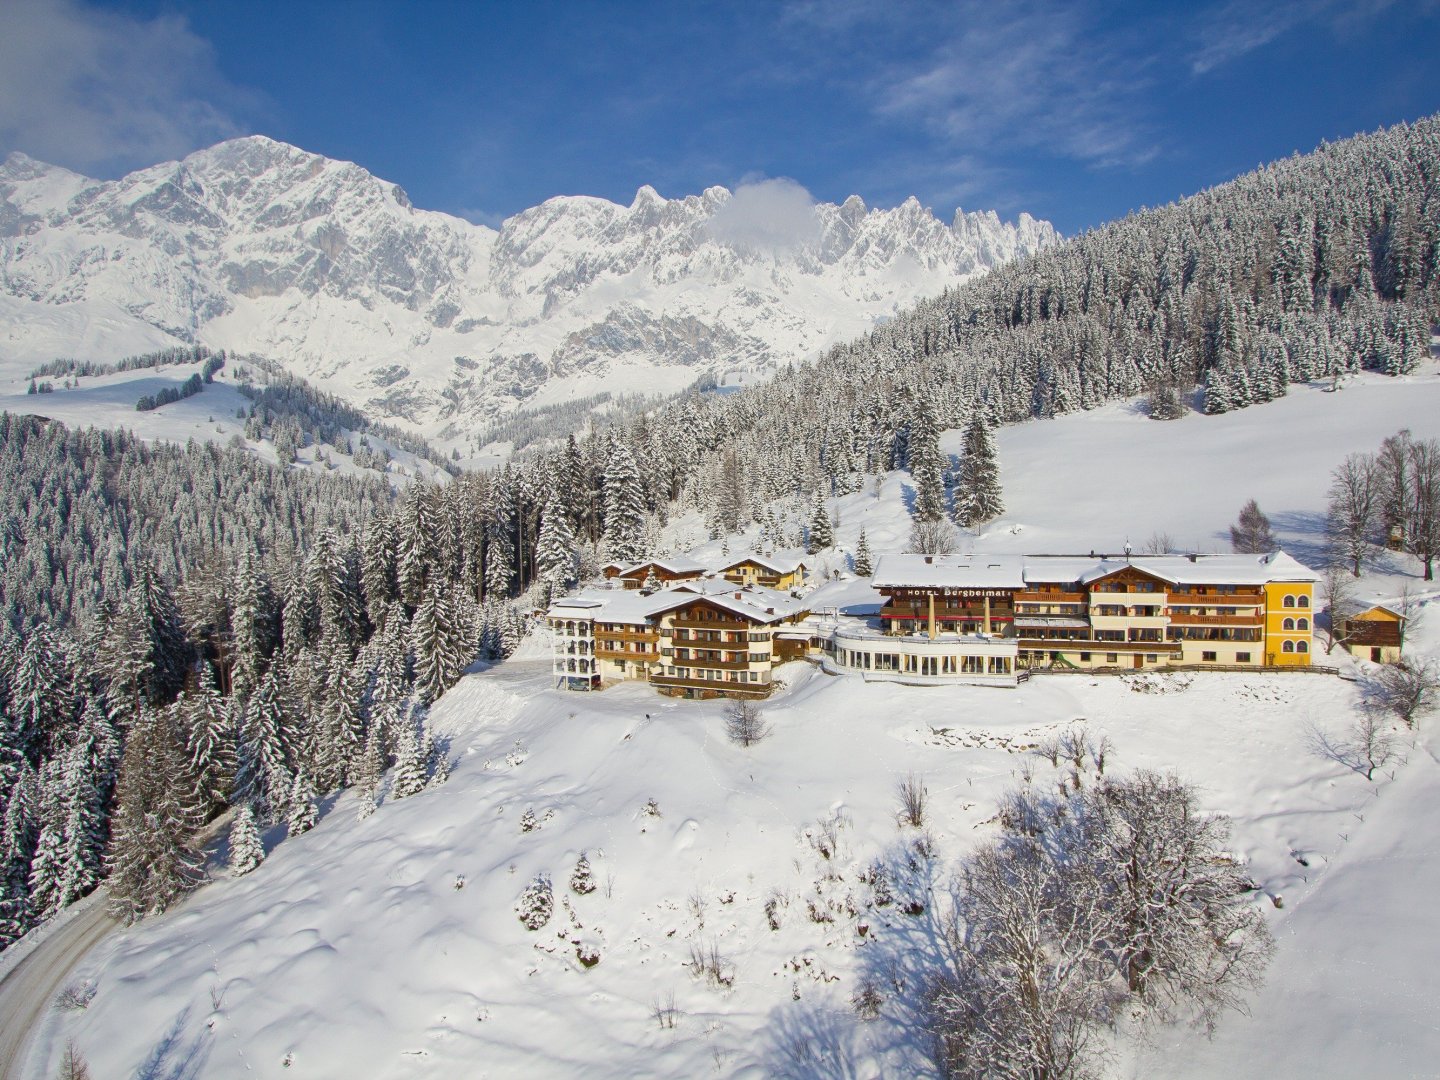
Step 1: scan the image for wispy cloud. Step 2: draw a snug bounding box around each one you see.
[865,1,1160,169]
[0,0,253,175]
[1189,0,1400,74]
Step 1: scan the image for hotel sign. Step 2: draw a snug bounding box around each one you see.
[943,588,1012,598]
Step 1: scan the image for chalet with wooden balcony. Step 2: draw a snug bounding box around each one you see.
[601,556,708,590]
[1340,604,1406,664]
[716,553,809,591]
[546,580,809,698]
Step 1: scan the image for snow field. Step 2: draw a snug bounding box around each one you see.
[28,371,1440,1078]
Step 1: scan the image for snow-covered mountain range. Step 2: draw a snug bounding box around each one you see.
[0,136,1056,443]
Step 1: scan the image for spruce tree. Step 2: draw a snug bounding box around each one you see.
[908,401,948,524]
[106,710,204,922]
[229,804,264,875]
[390,719,427,800]
[603,440,647,564]
[287,772,319,836]
[536,494,578,598]
[807,490,834,553]
[410,582,468,706]
[954,415,1004,532]
[854,529,874,577]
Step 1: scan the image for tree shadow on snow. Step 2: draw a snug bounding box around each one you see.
[774,838,960,1079]
[133,1006,212,1080]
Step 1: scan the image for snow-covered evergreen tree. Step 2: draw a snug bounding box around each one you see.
[603,440,646,563]
[953,415,1004,531]
[106,710,205,922]
[229,804,264,875]
[287,772,318,835]
[807,490,834,553]
[854,529,874,577]
[389,717,427,800]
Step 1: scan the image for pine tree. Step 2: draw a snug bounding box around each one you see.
[908,401,948,523]
[106,710,205,922]
[229,804,264,875]
[410,582,468,706]
[182,665,235,815]
[354,725,385,820]
[390,718,427,800]
[954,415,1004,532]
[854,529,874,577]
[536,493,578,599]
[603,440,647,563]
[235,664,292,819]
[287,772,318,836]
[807,490,834,553]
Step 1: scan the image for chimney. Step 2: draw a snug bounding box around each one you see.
[924,556,934,565]
[734,592,742,600]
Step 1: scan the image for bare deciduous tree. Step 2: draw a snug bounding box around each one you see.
[1350,712,1397,781]
[1319,562,1361,655]
[1371,658,1440,728]
[1327,452,1380,576]
[1229,500,1277,553]
[930,771,1273,1078]
[907,516,958,555]
[724,698,770,747]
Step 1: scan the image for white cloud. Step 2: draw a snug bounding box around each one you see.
[0,0,249,175]
[705,177,821,253]
[869,1,1158,169]
[1189,0,1398,74]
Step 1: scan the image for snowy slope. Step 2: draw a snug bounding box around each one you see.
[28,376,1440,1079]
[0,139,1057,442]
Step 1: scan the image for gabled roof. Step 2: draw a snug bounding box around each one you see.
[618,555,707,577]
[717,551,808,576]
[646,585,809,625]
[1354,604,1407,621]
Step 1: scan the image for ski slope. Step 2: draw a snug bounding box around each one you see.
[25,372,1440,1079]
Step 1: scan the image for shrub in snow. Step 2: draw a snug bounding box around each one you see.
[575,936,602,968]
[851,976,884,1021]
[520,807,539,833]
[516,875,553,931]
[229,805,264,876]
[570,853,596,894]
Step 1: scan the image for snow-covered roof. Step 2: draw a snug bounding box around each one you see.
[717,552,808,576]
[617,556,707,577]
[1023,551,1318,587]
[547,580,808,626]
[871,554,1026,590]
[647,585,809,625]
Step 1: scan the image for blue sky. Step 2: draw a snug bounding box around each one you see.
[2,0,1437,234]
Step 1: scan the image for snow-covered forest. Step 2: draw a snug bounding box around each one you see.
[0,115,1437,995]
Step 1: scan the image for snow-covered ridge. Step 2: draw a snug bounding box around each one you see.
[0,137,1058,445]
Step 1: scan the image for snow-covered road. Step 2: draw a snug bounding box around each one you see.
[0,897,116,1080]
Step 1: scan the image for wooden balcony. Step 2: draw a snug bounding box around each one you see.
[1167,612,1265,626]
[596,647,660,662]
[668,616,752,630]
[671,655,754,671]
[1016,590,1085,603]
[672,631,750,645]
[593,627,658,642]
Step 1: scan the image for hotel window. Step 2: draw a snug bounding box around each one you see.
[1298,595,1310,608]
[1283,595,1296,608]
[1146,654,1158,663]
[1282,618,1295,630]
[1282,641,1295,653]
[1202,651,1217,662]
[1297,617,1309,630]
[1079,652,1091,662]
[1106,653,1119,664]
[1297,640,1309,653]
[1237,652,1251,663]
